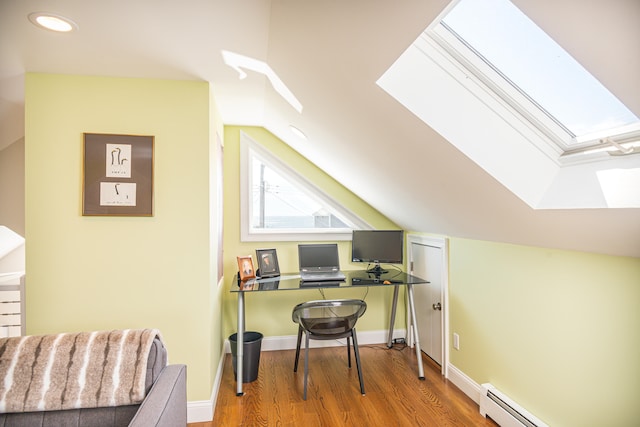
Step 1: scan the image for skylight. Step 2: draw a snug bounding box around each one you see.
[437,0,640,154]
[376,0,640,208]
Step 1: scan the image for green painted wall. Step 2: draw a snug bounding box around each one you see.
[449,238,640,426]
[24,74,638,426]
[221,126,402,339]
[24,73,221,401]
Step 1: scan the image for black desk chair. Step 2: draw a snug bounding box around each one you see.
[292,299,367,400]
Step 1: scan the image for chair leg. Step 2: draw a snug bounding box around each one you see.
[303,333,310,400]
[346,336,352,368]
[294,326,303,372]
[351,329,365,395]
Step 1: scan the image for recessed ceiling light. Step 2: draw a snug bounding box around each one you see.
[28,12,78,33]
[290,125,307,140]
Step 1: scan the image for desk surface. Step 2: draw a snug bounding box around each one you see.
[231,270,428,292]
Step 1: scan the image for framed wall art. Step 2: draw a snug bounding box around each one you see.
[83,133,154,216]
[256,248,280,278]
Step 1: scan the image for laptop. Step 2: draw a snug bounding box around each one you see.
[298,243,346,282]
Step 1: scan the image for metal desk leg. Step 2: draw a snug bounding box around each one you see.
[406,284,425,380]
[387,285,400,348]
[236,292,245,396]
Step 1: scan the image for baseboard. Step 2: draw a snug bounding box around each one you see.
[188,329,405,423]
[190,335,484,424]
[224,328,406,352]
[446,362,482,404]
[187,399,214,424]
[186,344,226,423]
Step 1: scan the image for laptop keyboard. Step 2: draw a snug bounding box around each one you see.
[300,272,345,281]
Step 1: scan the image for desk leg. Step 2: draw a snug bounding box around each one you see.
[387,285,400,348]
[236,292,245,396]
[407,284,425,380]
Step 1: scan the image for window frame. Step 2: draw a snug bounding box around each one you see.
[427,3,640,162]
[239,132,370,242]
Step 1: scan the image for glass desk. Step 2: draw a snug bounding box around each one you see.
[230,270,429,396]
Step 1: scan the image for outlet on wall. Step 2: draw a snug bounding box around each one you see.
[453,333,460,350]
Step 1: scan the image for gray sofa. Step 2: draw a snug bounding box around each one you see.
[0,332,187,427]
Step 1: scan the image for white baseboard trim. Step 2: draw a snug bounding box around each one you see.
[446,362,482,405]
[188,329,406,423]
[223,328,406,353]
[187,399,213,424]
[186,345,226,423]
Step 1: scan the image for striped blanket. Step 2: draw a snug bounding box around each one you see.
[0,329,162,413]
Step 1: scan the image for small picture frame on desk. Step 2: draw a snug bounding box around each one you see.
[256,248,280,278]
[237,255,256,281]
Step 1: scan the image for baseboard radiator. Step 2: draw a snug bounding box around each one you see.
[479,383,548,427]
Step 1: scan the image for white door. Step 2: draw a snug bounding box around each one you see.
[411,241,443,365]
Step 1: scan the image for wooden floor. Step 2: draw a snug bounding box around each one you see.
[190,342,498,426]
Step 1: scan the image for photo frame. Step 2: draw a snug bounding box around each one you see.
[256,248,280,278]
[83,133,154,216]
[237,255,256,281]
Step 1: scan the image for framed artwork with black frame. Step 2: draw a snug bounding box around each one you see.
[83,133,154,216]
[256,248,280,278]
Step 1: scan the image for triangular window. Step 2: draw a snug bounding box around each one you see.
[240,133,368,241]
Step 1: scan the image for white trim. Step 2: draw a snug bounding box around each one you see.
[187,400,213,424]
[186,345,226,423]
[406,234,449,377]
[446,363,482,404]
[239,132,370,242]
[223,329,403,353]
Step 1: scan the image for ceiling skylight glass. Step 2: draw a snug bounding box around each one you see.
[441,0,639,145]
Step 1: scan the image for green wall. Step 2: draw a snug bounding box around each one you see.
[24,73,222,402]
[24,74,639,426]
[449,238,640,426]
[221,126,402,339]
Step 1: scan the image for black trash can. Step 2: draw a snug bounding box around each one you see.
[229,331,263,383]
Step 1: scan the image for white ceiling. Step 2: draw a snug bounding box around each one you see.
[1,0,639,257]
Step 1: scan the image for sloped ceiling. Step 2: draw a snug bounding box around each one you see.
[1,0,638,257]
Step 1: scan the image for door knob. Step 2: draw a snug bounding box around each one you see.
[432,302,442,311]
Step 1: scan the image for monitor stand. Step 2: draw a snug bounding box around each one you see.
[366,264,387,277]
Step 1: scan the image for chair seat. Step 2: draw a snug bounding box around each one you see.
[301,317,352,338]
[292,299,367,400]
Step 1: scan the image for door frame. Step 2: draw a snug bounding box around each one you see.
[406,234,449,376]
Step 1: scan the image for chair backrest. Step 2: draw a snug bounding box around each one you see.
[292,299,367,338]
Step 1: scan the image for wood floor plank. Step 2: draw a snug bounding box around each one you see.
[190,343,498,426]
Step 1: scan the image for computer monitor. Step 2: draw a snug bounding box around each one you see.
[351,230,404,274]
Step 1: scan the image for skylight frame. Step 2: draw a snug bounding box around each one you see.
[427,0,640,162]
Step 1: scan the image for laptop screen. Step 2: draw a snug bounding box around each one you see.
[298,244,340,270]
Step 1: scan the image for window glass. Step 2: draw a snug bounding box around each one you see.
[250,155,349,230]
[240,133,368,241]
[441,0,638,141]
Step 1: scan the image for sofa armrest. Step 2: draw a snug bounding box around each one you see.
[129,364,187,427]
